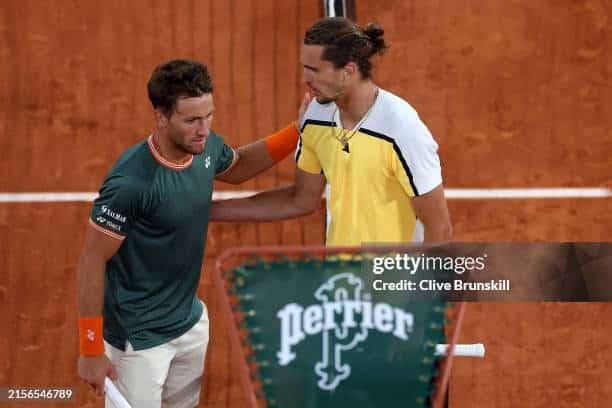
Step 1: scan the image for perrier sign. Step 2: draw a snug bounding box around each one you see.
[229,256,447,407]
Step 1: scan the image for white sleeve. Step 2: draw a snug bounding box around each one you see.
[393,114,442,196]
[298,99,319,131]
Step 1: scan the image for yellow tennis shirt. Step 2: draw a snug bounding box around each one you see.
[296,89,442,246]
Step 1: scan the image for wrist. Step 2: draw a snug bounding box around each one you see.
[265,123,299,162]
[78,316,105,356]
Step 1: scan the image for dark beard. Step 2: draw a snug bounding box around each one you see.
[316,96,335,104]
[183,142,205,155]
[316,86,344,105]
[172,137,204,155]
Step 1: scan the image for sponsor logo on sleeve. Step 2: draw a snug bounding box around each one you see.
[96,206,127,232]
[101,205,127,223]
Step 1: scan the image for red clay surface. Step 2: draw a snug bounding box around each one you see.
[1,0,611,407]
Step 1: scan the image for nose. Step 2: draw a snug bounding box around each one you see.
[197,121,210,137]
[302,68,313,84]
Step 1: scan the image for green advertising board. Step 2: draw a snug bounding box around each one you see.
[229,256,448,407]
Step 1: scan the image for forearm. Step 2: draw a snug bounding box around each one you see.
[76,252,106,317]
[230,140,275,183]
[411,185,452,244]
[422,221,453,243]
[210,185,319,222]
[218,124,299,184]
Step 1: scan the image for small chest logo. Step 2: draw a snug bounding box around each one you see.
[205,156,211,168]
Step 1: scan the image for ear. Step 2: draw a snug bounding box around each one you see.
[344,62,358,79]
[154,109,169,128]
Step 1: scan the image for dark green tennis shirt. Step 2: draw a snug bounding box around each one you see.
[89,132,234,351]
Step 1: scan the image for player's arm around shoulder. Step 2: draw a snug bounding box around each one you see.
[411,184,452,243]
[210,168,325,221]
[215,93,312,184]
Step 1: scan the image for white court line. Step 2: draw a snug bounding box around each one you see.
[0,192,98,202]
[0,188,610,203]
[445,188,612,199]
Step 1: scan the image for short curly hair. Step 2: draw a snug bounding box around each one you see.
[147,59,214,116]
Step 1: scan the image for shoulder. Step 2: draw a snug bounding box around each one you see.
[102,139,155,192]
[203,130,228,154]
[99,173,147,200]
[379,89,420,119]
[366,89,436,146]
[300,99,336,131]
[204,131,237,174]
[114,139,150,166]
[370,90,424,134]
[205,131,236,163]
[207,130,224,145]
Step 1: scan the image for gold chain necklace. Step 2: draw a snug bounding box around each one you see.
[332,87,380,152]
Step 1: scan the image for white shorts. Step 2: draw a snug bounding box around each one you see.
[105,302,210,408]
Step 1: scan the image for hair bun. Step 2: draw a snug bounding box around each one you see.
[364,23,384,40]
[363,23,388,55]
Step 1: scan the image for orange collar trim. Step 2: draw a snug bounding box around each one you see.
[147,135,193,170]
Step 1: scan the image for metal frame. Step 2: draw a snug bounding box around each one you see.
[321,0,357,20]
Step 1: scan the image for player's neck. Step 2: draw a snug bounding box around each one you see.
[151,130,192,165]
[335,81,378,129]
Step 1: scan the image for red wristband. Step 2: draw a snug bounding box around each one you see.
[78,316,105,356]
[265,123,299,162]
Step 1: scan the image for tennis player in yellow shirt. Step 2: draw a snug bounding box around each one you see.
[211,17,452,244]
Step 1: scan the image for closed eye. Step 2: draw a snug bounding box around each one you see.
[303,64,318,73]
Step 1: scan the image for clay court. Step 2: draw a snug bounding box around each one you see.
[1,0,611,406]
